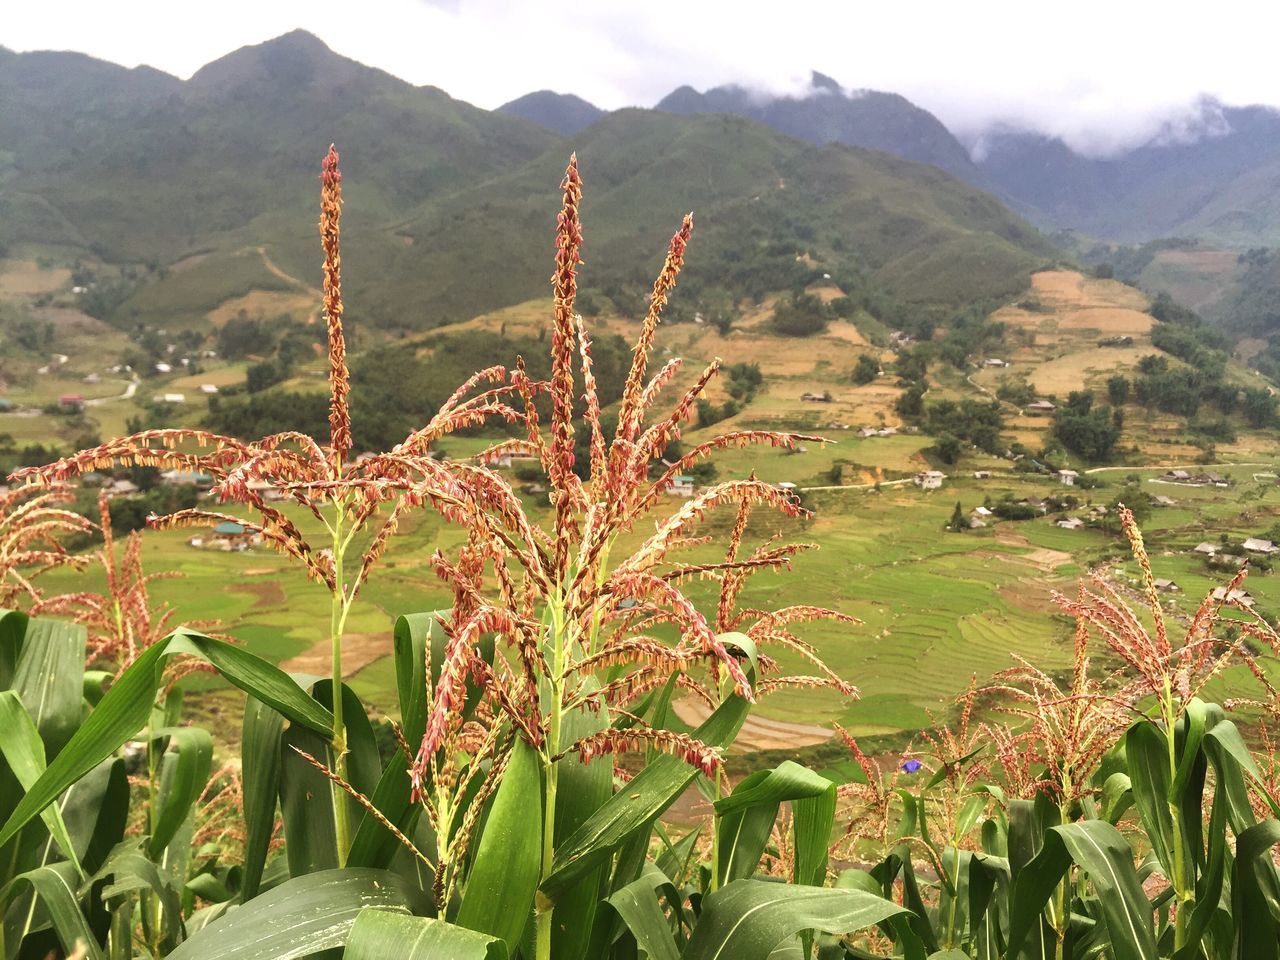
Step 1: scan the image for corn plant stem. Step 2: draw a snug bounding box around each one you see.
[1163,682,1190,951]
[330,501,352,867]
[945,841,961,948]
[710,770,722,892]
[536,596,568,960]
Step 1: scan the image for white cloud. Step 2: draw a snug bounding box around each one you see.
[7,0,1280,155]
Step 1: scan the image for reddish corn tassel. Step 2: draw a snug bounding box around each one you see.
[320,144,352,466]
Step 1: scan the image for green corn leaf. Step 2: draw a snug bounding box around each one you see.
[456,737,542,951]
[96,844,184,947]
[147,725,213,858]
[1230,819,1280,960]
[1171,698,1207,802]
[165,868,423,960]
[10,617,86,755]
[1007,820,1156,960]
[550,682,613,960]
[654,826,700,887]
[0,691,81,874]
[240,696,284,900]
[606,869,682,960]
[279,722,341,876]
[1124,720,1176,876]
[0,861,102,960]
[0,608,29,690]
[0,629,333,852]
[541,689,750,902]
[1172,789,1227,960]
[682,879,909,960]
[346,908,508,959]
[792,782,837,887]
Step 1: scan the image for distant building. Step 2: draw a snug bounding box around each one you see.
[58,394,85,413]
[479,450,514,469]
[154,362,172,374]
[973,470,991,480]
[1152,495,1177,507]
[1026,400,1057,414]
[1164,470,1192,482]
[199,384,219,395]
[1212,587,1256,608]
[971,506,993,518]
[914,470,945,491]
[857,426,877,438]
[103,478,140,499]
[776,481,799,493]
[154,393,185,404]
[666,475,696,498]
[1193,542,1218,556]
[210,521,259,550]
[1153,578,1180,593]
[160,470,213,490]
[1057,517,1085,530]
[1058,469,1079,486]
[83,373,100,384]
[800,392,831,403]
[1243,538,1278,555]
[983,358,1010,368]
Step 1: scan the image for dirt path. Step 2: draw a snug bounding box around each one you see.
[85,378,138,407]
[279,632,388,679]
[673,697,833,752]
[256,246,321,324]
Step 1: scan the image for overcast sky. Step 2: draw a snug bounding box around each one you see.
[9,1,1280,156]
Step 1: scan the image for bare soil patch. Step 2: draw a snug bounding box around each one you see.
[0,259,70,296]
[673,697,833,752]
[280,631,389,679]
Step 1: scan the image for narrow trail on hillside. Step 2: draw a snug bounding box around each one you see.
[256,246,321,324]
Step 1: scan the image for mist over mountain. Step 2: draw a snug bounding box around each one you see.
[654,73,987,187]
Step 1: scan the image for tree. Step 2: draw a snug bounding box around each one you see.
[895,382,926,418]
[852,354,880,385]
[771,293,829,337]
[1106,375,1130,406]
[933,433,963,464]
[1242,387,1277,428]
[947,501,967,532]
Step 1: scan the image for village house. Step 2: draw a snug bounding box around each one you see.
[1164,469,1192,482]
[160,469,214,490]
[1211,587,1256,608]
[58,394,85,413]
[1057,469,1079,486]
[83,373,100,385]
[1026,400,1057,414]
[800,392,832,403]
[153,393,185,404]
[1056,516,1085,530]
[665,475,696,498]
[1193,542,1218,557]
[1020,497,1049,514]
[776,481,799,493]
[983,358,1009,368]
[971,506,993,518]
[154,362,172,374]
[914,470,945,491]
[973,470,991,480]
[1152,495,1177,507]
[199,384,219,395]
[1153,578,1180,593]
[1242,538,1278,555]
[103,478,140,499]
[204,521,259,551]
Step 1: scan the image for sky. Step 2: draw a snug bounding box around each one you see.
[8,1,1280,156]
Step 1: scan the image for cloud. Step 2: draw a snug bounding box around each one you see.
[8,0,1280,156]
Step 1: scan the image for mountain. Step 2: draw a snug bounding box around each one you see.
[976,101,1280,245]
[656,73,988,187]
[0,34,1053,336]
[273,109,1054,329]
[0,31,557,259]
[497,91,605,135]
